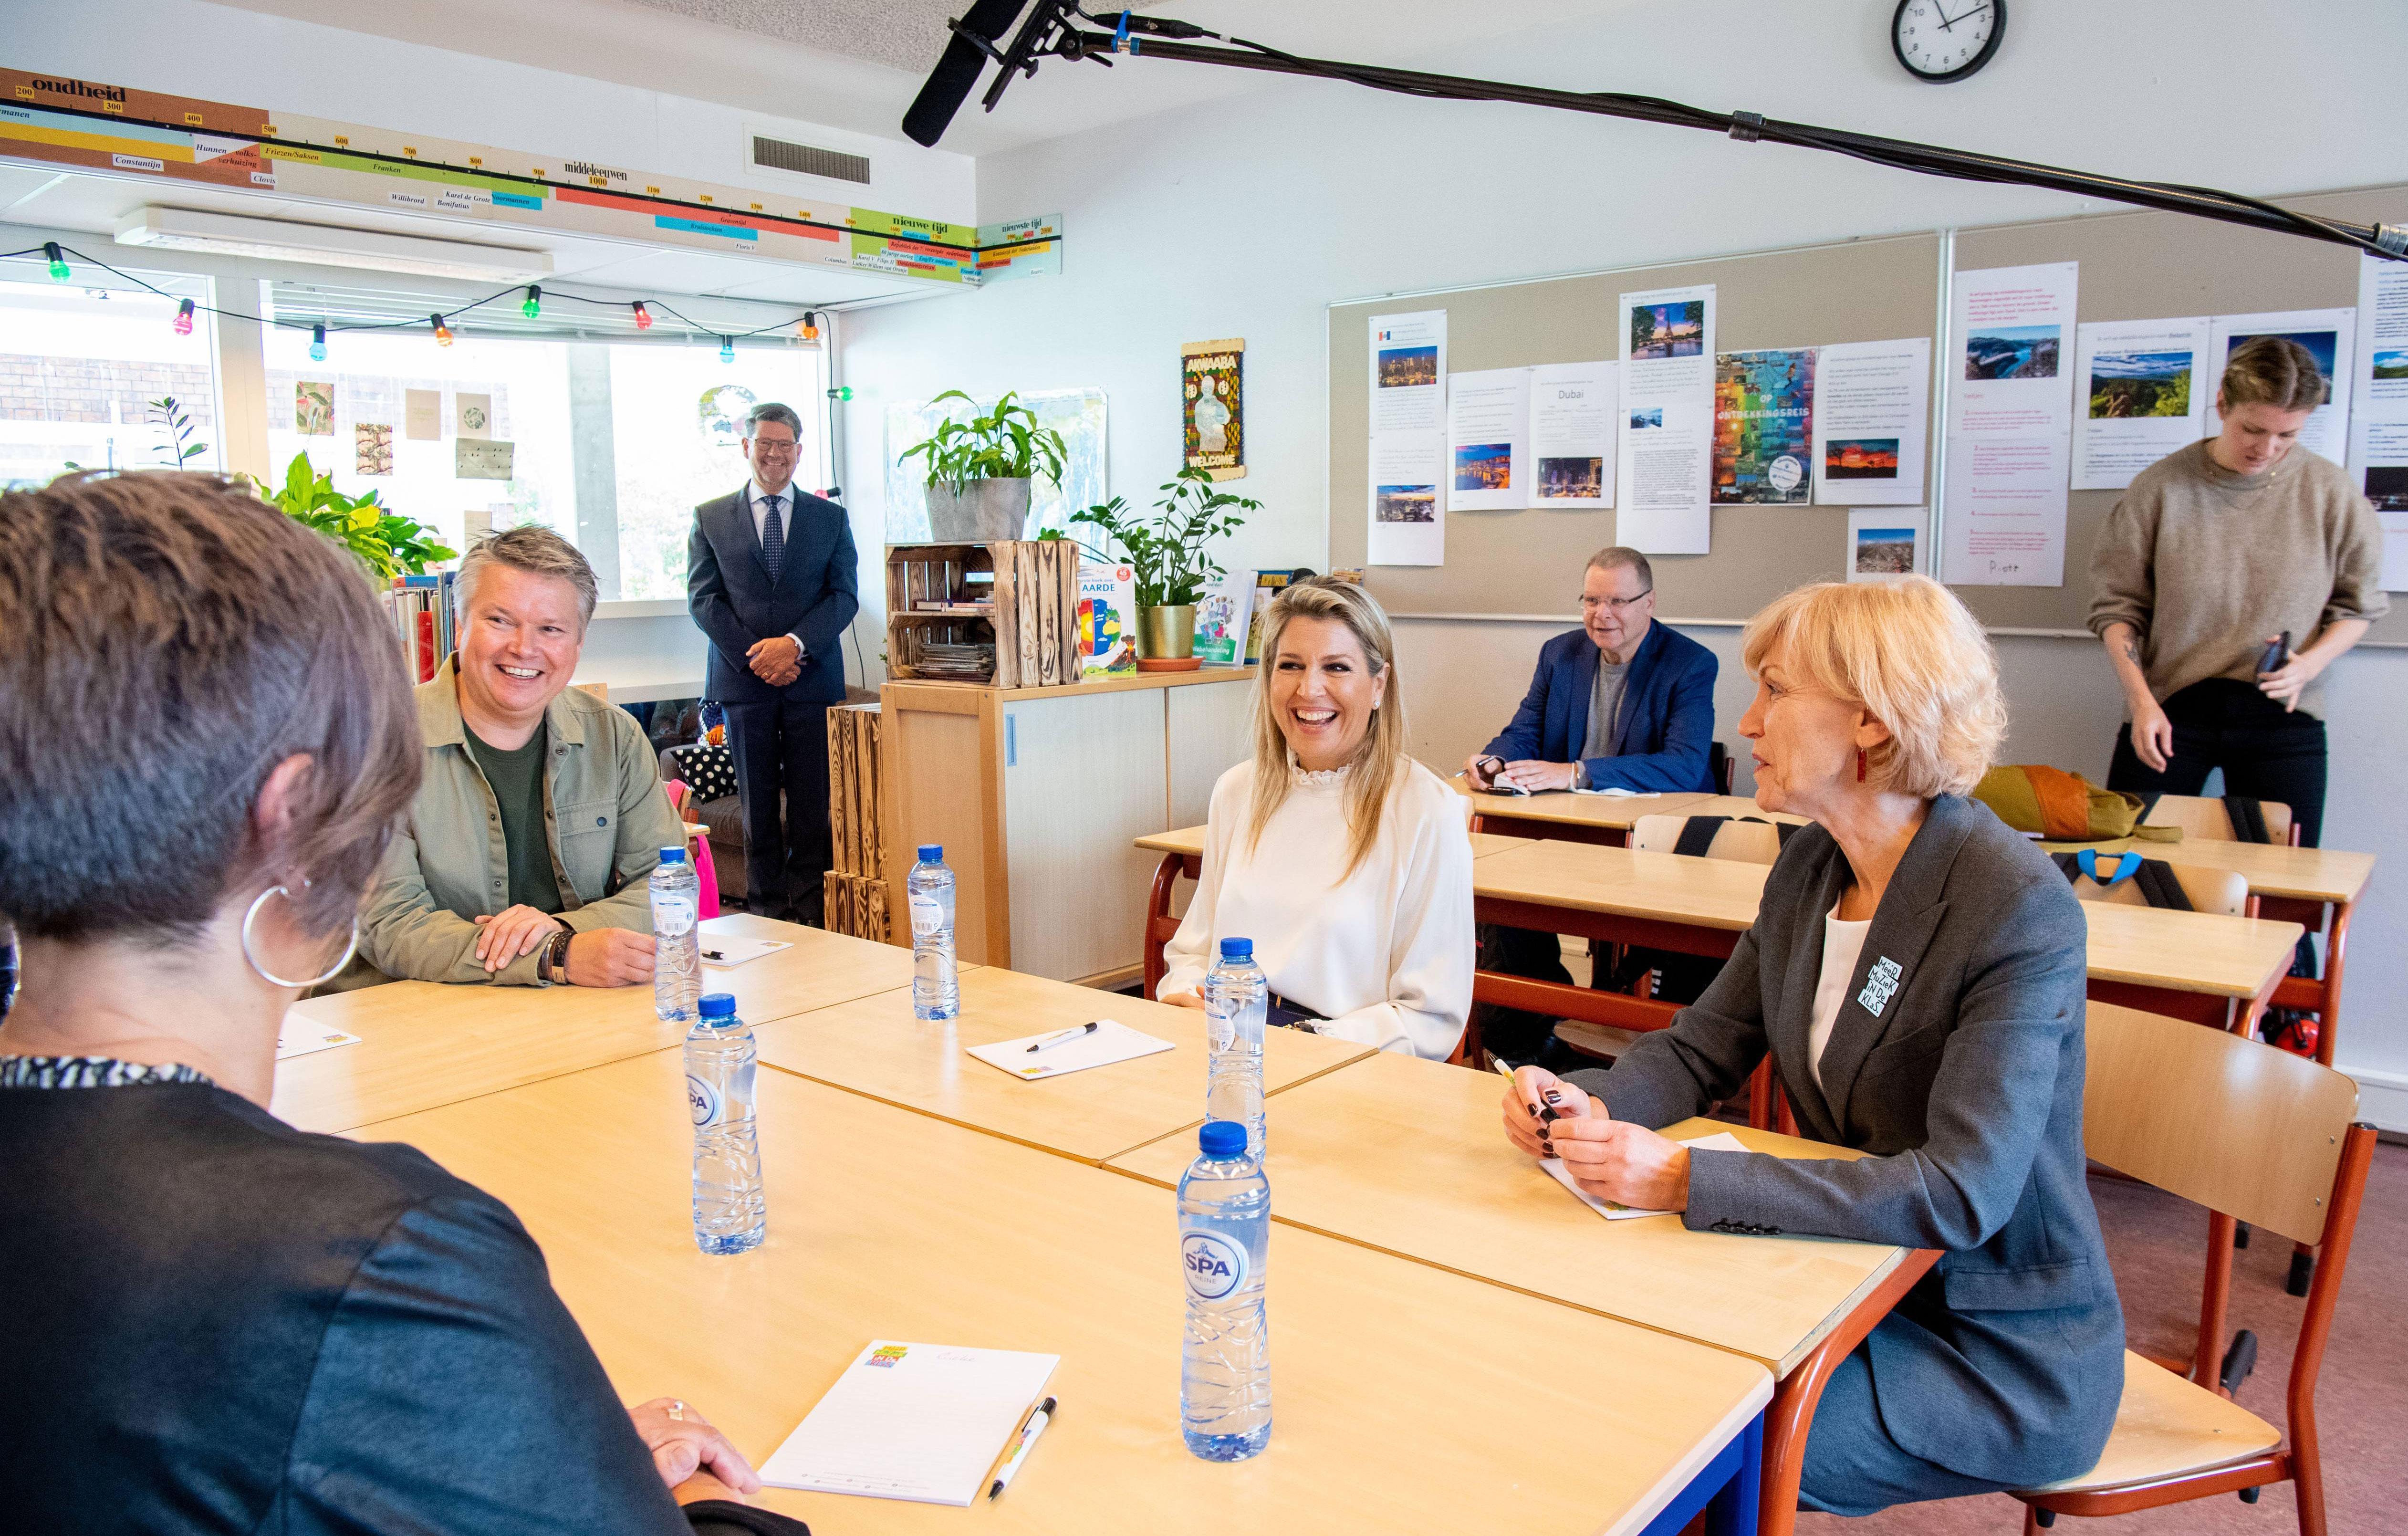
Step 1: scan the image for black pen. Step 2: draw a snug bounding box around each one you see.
[1026,1021,1100,1053]
[1491,1058,1561,1125]
[988,1395,1056,1498]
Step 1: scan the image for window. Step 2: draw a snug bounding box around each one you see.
[260,302,824,600]
[0,272,221,487]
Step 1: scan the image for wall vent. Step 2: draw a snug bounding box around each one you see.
[751,135,870,186]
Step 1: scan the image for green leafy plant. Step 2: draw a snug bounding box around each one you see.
[250,449,456,579]
[149,396,208,467]
[898,390,1067,492]
[1066,466,1260,608]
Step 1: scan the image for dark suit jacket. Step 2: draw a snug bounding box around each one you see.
[688,484,860,705]
[1569,794,2123,1487]
[1481,621,1718,792]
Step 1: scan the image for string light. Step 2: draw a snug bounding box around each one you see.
[631,301,653,331]
[827,385,854,402]
[430,312,454,346]
[797,311,819,341]
[310,323,326,362]
[173,298,196,335]
[719,335,734,363]
[44,242,68,282]
[521,284,542,319]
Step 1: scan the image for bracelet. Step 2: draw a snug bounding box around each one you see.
[542,926,574,982]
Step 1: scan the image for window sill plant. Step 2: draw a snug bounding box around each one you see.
[251,449,455,579]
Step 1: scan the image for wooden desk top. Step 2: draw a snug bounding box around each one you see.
[2038,836,2374,906]
[1135,825,1524,861]
[751,964,1372,1165]
[2078,902,2301,999]
[1450,775,1716,830]
[1660,794,1810,825]
[275,917,924,1134]
[1109,1048,1903,1378]
[361,1051,1772,1536]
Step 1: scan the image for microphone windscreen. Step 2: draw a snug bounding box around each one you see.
[903,0,1032,147]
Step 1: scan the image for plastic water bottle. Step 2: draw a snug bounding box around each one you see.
[1180,1119,1271,1461]
[687,992,765,1255]
[908,844,959,1021]
[649,846,701,1024]
[1205,938,1267,1159]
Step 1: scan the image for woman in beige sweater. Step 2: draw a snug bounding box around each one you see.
[2086,334,2387,849]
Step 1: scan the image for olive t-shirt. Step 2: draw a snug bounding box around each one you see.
[463,724,561,914]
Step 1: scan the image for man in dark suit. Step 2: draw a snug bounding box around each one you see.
[687,403,858,924]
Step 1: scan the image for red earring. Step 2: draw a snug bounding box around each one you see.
[1857,747,1867,783]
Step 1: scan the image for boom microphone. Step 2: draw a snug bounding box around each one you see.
[903,0,1030,148]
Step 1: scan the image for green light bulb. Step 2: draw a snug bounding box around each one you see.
[44,243,68,282]
[521,285,542,319]
[827,385,855,402]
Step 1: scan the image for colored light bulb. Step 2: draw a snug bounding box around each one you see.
[719,335,734,363]
[309,323,326,362]
[430,312,454,346]
[174,299,196,335]
[631,301,653,331]
[44,242,68,282]
[827,385,854,402]
[522,284,542,319]
[797,315,819,341]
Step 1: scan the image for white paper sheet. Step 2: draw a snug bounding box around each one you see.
[275,1024,361,1060]
[760,1341,1058,1506]
[1846,509,1929,583]
[1942,263,2078,586]
[455,391,493,439]
[404,388,442,440]
[1369,309,1447,434]
[1446,367,1532,511]
[1616,283,1716,554]
[966,1018,1177,1081]
[1543,1130,1749,1220]
[2348,254,2408,524]
[1368,310,1449,565]
[2380,511,2408,593]
[1812,338,1930,506]
[2069,317,2211,491]
[1528,361,1616,507]
[456,439,515,480]
[1942,435,2070,586]
[2208,307,2356,468]
[699,935,791,968]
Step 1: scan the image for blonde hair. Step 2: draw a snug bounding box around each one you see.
[1247,579,1408,879]
[1740,576,2004,797]
[2220,334,2327,413]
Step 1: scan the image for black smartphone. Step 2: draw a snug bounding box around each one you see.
[2257,631,2291,676]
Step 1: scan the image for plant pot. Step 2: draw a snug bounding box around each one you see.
[925,478,1032,542]
[1137,604,1196,660]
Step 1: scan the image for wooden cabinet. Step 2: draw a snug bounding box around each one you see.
[880,668,1255,985]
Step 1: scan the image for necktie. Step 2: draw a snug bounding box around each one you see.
[760,492,786,582]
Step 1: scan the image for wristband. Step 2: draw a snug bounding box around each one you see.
[542,926,574,982]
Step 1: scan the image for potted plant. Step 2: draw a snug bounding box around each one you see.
[250,449,456,579]
[1065,467,1260,662]
[898,390,1068,542]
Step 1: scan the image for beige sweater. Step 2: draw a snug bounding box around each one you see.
[2086,440,2387,719]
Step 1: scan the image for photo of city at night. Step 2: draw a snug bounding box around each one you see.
[1375,483,1438,522]
[1453,442,1512,491]
[1536,455,1604,499]
[1824,437,1901,481]
[1377,345,1439,387]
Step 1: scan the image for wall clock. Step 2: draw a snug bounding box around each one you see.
[1892,0,2005,83]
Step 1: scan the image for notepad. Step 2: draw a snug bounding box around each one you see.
[275,1025,361,1061]
[759,1340,1059,1505]
[1571,786,1662,798]
[1543,1130,1750,1219]
[699,935,790,968]
[965,1019,1175,1080]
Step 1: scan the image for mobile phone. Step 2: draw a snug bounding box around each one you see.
[2257,631,2291,676]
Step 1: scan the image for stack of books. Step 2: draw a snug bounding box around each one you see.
[381,572,457,684]
[912,639,996,680]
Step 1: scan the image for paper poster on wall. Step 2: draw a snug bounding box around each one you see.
[1941,435,2069,586]
[1846,509,1928,583]
[2348,255,2408,515]
[354,422,394,475]
[295,380,334,436]
[2070,317,2211,491]
[404,388,442,440]
[1370,310,1446,433]
[1182,337,1244,481]
[1367,309,1449,565]
[1943,263,2076,586]
[1616,283,1715,554]
[456,438,515,480]
[456,392,494,439]
[1445,367,1530,512]
[1812,338,1930,507]
[2207,308,2355,465]
[1526,361,1615,506]
[1712,348,1814,505]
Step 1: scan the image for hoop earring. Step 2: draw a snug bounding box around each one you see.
[1856,747,1867,783]
[240,885,360,989]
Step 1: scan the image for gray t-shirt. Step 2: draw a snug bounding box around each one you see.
[1579,659,1629,765]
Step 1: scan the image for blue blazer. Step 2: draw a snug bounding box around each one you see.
[1481,621,1718,792]
[687,486,859,706]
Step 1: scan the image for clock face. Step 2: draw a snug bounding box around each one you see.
[1892,0,2005,83]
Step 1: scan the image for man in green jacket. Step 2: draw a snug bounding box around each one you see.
[359,527,686,987]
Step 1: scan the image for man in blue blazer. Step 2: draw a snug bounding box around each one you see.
[1465,545,1718,794]
[687,403,859,925]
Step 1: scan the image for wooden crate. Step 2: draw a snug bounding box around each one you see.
[885,541,1080,688]
[822,869,890,944]
[825,701,883,879]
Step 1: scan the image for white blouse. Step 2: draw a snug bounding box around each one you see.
[1159,755,1475,1060]
[1807,902,1872,1091]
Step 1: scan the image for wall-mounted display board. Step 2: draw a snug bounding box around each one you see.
[1328,233,1942,621]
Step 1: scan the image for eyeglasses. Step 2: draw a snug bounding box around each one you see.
[749,439,800,457]
[1579,590,1654,613]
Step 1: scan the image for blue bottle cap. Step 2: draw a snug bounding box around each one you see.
[1218,937,1253,960]
[917,844,943,862]
[699,993,737,1018]
[1199,1120,1248,1157]
[657,846,687,864]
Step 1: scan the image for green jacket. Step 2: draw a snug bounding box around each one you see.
[358,658,687,986]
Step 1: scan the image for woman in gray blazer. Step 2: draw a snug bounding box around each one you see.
[1501,576,2122,1515]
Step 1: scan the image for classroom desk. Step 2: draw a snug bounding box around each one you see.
[1451,773,1716,845]
[274,915,923,1134]
[359,1048,1777,1536]
[1661,795,1811,827]
[751,963,1370,1166]
[1107,1047,1934,1525]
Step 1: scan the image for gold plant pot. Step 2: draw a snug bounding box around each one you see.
[1136,605,1196,660]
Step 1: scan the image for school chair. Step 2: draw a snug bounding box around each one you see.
[2054,851,2251,917]
[1709,739,1736,794]
[2139,793,2298,846]
[2012,1002,2374,1536]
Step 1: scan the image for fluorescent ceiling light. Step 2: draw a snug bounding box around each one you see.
[115,207,552,282]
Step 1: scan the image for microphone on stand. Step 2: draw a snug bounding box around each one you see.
[902,0,1032,147]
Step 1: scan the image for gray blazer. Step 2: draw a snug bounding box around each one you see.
[1570,793,2122,1488]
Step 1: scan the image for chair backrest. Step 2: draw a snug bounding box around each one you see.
[1632,814,1784,866]
[2062,859,2250,917]
[2141,793,2293,844]
[2083,1003,2357,1246]
[572,680,610,703]
[1709,740,1735,795]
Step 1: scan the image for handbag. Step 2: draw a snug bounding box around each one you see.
[1970,764,2180,842]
